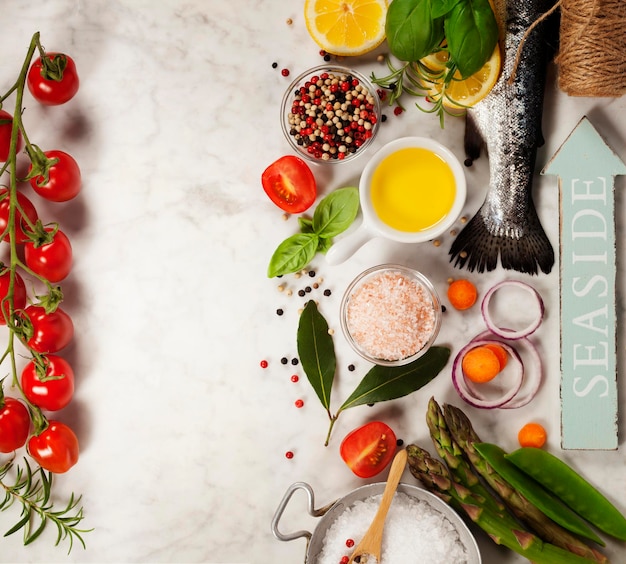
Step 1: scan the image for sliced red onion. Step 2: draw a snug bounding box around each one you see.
[451,339,524,409]
[471,330,543,409]
[480,280,545,340]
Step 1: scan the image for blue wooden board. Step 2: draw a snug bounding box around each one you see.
[543,116,626,450]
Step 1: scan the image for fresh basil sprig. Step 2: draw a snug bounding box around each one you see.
[267,187,359,278]
[297,301,450,445]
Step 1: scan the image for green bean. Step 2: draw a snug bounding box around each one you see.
[506,447,626,541]
[475,443,604,545]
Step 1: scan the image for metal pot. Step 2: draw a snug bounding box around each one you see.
[271,481,482,563]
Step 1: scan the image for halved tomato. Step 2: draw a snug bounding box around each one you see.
[339,421,397,478]
[261,155,316,213]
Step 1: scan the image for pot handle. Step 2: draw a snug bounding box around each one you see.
[271,481,327,542]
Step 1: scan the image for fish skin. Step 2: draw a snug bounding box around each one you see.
[449,0,557,275]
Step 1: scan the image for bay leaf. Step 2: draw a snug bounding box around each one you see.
[338,346,450,411]
[297,300,336,410]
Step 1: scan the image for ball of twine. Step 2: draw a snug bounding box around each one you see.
[557,0,626,97]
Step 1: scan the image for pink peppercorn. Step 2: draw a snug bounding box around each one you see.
[285,451,294,459]
[346,538,355,548]
[260,360,268,368]
[281,68,290,77]
[394,106,403,116]
[291,375,299,382]
[295,399,304,408]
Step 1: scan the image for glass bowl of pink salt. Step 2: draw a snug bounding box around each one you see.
[280,65,382,164]
[340,264,442,366]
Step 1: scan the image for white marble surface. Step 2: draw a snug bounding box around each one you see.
[0,1,625,563]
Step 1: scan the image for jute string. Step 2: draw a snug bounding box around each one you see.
[507,0,626,97]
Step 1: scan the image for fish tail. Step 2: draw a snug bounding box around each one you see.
[449,204,555,275]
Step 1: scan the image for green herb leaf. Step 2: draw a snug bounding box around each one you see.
[431,0,462,18]
[385,0,444,62]
[298,217,314,233]
[445,0,498,78]
[267,232,319,278]
[338,346,450,411]
[297,301,336,410]
[317,237,333,254]
[312,187,359,238]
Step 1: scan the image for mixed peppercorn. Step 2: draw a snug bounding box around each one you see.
[286,71,378,161]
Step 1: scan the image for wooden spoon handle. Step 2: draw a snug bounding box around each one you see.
[374,448,408,523]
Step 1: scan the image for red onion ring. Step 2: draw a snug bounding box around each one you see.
[471,330,543,409]
[481,280,545,340]
[452,339,524,409]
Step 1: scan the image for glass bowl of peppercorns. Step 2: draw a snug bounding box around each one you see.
[280,65,382,164]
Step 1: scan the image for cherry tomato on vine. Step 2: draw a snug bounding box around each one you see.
[0,267,27,325]
[0,109,23,162]
[339,421,397,478]
[27,53,79,106]
[0,189,38,243]
[27,420,79,473]
[21,305,74,354]
[261,155,317,213]
[21,355,75,412]
[25,227,73,283]
[0,397,30,453]
[28,150,81,202]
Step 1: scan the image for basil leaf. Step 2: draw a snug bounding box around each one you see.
[338,346,450,411]
[385,0,445,62]
[297,301,336,410]
[431,0,462,18]
[298,217,314,233]
[317,236,333,254]
[445,0,498,77]
[267,232,319,277]
[312,187,359,238]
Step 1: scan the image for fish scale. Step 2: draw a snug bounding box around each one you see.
[449,0,557,275]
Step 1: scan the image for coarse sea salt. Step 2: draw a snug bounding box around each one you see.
[346,270,436,361]
[314,492,469,564]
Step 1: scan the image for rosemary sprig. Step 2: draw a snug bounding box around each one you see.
[0,458,92,553]
[371,54,468,128]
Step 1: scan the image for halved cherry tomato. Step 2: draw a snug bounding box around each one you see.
[261,155,316,213]
[339,421,397,478]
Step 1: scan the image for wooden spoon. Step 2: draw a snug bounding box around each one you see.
[348,448,408,564]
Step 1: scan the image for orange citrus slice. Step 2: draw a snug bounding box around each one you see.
[304,0,388,56]
[417,44,502,109]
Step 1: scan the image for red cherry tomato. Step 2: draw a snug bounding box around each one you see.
[28,150,81,202]
[0,397,30,453]
[261,155,316,213]
[21,305,74,354]
[25,228,73,283]
[339,421,397,478]
[0,267,27,325]
[27,53,79,106]
[0,110,23,162]
[27,420,79,473]
[0,189,38,243]
[21,355,75,412]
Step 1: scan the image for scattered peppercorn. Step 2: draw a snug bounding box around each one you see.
[295,399,304,408]
[285,451,294,459]
[272,62,278,69]
[313,282,319,289]
[260,360,268,368]
[396,438,404,446]
[291,358,299,366]
[348,364,355,371]
[291,374,299,383]
[298,289,306,297]
[324,54,331,62]
[305,286,312,293]
[393,106,403,116]
[276,308,284,316]
[442,305,447,313]
[281,68,290,77]
[340,557,349,564]
[319,50,326,57]
[286,18,293,25]
[345,539,355,548]
[308,270,316,277]
[281,357,288,365]
[323,289,332,296]
[381,114,387,122]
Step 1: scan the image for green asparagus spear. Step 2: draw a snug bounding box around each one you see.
[406,444,602,564]
[440,401,607,562]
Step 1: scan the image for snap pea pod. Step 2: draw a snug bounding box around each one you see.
[506,447,626,541]
[475,443,604,545]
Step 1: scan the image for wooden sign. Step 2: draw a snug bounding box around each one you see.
[543,116,626,450]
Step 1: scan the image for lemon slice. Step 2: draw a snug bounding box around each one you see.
[418,44,502,109]
[304,0,388,56]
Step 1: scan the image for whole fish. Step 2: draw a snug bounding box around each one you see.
[449,0,557,275]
